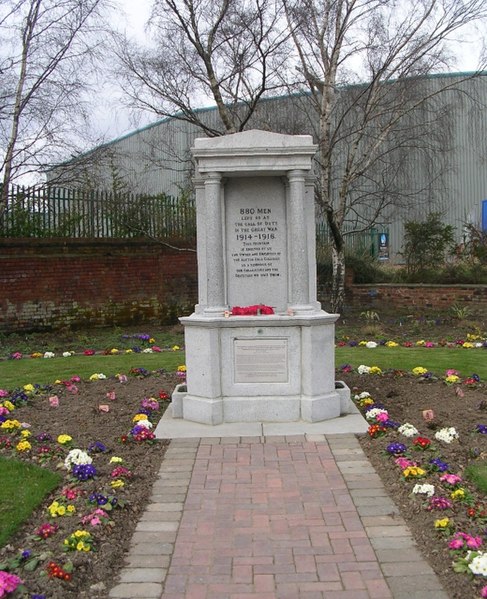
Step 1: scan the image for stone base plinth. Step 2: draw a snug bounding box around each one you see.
[173,312,350,425]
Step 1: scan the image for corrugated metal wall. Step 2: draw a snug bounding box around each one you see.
[51,74,487,262]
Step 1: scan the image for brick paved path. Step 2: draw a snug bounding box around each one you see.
[109,435,449,599]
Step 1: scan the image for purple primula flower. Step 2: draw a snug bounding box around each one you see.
[386,442,407,455]
[88,441,107,453]
[35,432,53,443]
[72,464,97,481]
[477,425,487,435]
[429,458,449,472]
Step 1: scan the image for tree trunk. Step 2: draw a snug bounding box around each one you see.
[330,245,345,314]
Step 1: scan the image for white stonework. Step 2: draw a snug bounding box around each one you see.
[174,130,350,424]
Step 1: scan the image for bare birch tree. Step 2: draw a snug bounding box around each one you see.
[0,0,109,216]
[115,0,291,136]
[283,0,487,312]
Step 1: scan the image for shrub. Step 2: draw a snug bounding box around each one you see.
[401,212,455,275]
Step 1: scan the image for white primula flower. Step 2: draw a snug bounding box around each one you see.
[43,351,55,359]
[468,552,487,576]
[64,448,93,470]
[357,365,371,374]
[136,419,153,429]
[62,351,73,358]
[366,341,378,349]
[412,483,435,497]
[398,423,419,438]
[354,391,371,401]
[142,348,153,353]
[434,427,459,444]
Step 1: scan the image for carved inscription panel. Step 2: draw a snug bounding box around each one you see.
[225,177,287,311]
[234,338,288,383]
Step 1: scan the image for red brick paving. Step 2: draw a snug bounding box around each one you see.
[160,438,392,599]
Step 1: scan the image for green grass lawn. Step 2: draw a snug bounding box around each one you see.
[0,345,485,390]
[335,347,487,379]
[0,352,185,390]
[0,456,62,547]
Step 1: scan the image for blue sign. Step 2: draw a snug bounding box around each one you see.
[378,232,389,260]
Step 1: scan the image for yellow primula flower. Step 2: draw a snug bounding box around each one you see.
[177,365,187,373]
[451,488,465,500]
[20,430,31,438]
[445,375,460,384]
[74,530,88,538]
[57,434,72,445]
[67,505,76,513]
[369,366,382,375]
[412,367,428,376]
[1,419,21,431]
[149,338,155,344]
[434,518,450,528]
[462,342,474,348]
[172,345,180,351]
[110,456,123,464]
[403,466,426,478]
[3,401,15,412]
[360,398,375,407]
[110,479,125,489]
[31,352,43,358]
[23,384,35,392]
[54,379,62,385]
[110,348,119,354]
[358,340,367,346]
[125,349,133,354]
[415,340,425,346]
[16,440,31,452]
[132,413,148,423]
[385,341,399,348]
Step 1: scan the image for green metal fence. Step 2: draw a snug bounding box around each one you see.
[1,185,388,254]
[0,185,196,239]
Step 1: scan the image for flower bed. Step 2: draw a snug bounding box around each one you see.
[342,367,487,599]
[0,370,180,598]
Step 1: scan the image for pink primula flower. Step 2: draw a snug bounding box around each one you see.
[0,407,9,416]
[0,390,9,398]
[376,412,389,423]
[448,531,482,551]
[440,473,462,485]
[481,585,487,598]
[448,538,464,550]
[0,571,23,596]
[49,395,59,408]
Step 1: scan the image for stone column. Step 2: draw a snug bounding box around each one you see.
[288,169,313,312]
[203,171,226,314]
[193,175,206,314]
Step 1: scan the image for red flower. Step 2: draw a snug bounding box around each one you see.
[413,436,431,450]
[83,349,95,356]
[368,424,387,438]
[231,304,274,316]
[159,391,170,400]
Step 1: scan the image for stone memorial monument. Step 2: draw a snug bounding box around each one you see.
[171,130,350,425]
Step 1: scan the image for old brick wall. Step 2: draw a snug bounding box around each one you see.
[344,283,487,311]
[0,239,198,332]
